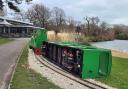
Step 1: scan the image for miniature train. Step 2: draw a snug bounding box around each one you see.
[29,28,112,79]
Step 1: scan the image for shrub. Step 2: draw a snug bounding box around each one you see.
[116,33,128,40]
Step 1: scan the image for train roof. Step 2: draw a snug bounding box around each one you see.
[46,41,97,50]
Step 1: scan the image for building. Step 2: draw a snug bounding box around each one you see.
[0,10,4,16]
[0,16,35,37]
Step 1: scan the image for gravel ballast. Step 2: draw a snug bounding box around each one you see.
[28,49,116,89]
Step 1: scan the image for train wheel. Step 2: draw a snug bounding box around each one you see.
[34,48,42,55]
[29,46,33,49]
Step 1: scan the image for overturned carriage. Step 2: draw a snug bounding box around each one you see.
[42,41,112,79]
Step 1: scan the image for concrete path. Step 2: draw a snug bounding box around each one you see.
[0,38,29,88]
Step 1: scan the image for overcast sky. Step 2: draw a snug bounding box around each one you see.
[20,0,128,25]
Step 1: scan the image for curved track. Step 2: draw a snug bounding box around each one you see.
[35,55,107,89]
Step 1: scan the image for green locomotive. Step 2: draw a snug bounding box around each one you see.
[29,28,112,79]
[29,28,47,55]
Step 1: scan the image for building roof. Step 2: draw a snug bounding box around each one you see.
[0,20,12,26]
[0,16,46,30]
[10,25,45,29]
[0,16,33,25]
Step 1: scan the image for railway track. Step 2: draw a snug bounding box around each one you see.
[35,54,108,89]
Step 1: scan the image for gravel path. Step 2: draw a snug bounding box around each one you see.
[28,50,90,89]
[28,50,116,89]
[0,38,29,88]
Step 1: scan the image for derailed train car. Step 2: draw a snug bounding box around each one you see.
[42,41,112,79]
[29,28,112,79]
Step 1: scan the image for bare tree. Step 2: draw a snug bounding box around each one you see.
[0,0,32,11]
[67,16,76,31]
[13,9,27,21]
[84,16,100,36]
[26,4,50,27]
[100,21,108,30]
[91,17,100,25]
[90,17,100,36]
[84,16,91,35]
[51,7,66,34]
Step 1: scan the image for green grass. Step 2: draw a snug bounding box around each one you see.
[10,45,128,89]
[10,46,60,89]
[0,37,12,45]
[97,57,128,89]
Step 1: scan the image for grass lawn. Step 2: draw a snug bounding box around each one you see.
[10,46,60,89]
[0,37,12,45]
[10,45,128,89]
[97,57,128,89]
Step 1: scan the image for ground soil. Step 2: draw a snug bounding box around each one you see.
[112,50,128,59]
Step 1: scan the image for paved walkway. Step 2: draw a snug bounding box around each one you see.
[0,38,29,88]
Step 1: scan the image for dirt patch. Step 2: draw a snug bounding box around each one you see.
[112,50,128,59]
